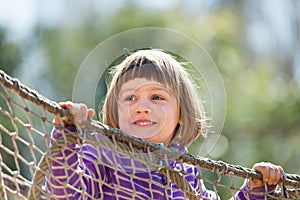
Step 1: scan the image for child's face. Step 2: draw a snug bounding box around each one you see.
[117,78,180,146]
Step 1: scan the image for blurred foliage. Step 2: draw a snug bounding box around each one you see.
[0,28,22,177]
[0,28,22,73]
[0,1,300,198]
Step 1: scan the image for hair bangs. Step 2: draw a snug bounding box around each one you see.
[116,58,179,95]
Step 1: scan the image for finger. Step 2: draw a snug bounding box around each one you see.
[58,101,72,108]
[272,167,284,185]
[254,164,270,184]
[265,165,284,185]
[262,167,270,184]
[253,179,264,188]
[275,168,282,185]
[54,101,74,125]
[254,164,270,183]
[73,104,83,124]
[65,104,75,115]
[59,101,75,114]
[87,109,95,120]
[252,162,286,187]
[74,103,90,125]
[80,104,88,122]
[58,102,67,108]
[54,115,61,125]
[278,166,284,179]
[267,167,276,185]
[247,179,264,189]
[256,164,283,185]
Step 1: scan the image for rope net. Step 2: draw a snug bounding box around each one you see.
[0,70,299,200]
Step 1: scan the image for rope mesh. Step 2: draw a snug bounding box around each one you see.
[0,70,300,199]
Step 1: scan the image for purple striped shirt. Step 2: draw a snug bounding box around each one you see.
[45,126,276,199]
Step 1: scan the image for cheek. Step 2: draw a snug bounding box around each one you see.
[117,112,126,131]
[117,107,131,127]
[117,108,125,121]
[118,104,132,118]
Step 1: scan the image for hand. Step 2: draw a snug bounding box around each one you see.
[247,162,284,189]
[54,101,95,126]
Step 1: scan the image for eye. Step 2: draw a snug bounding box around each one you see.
[151,95,165,101]
[126,95,137,101]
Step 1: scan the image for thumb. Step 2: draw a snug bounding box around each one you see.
[247,179,264,189]
[54,115,61,125]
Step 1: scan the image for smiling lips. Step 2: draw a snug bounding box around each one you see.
[133,119,155,126]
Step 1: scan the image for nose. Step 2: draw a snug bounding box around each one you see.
[135,99,151,114]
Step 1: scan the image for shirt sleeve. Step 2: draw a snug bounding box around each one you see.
[234,180,277,200]
[186,164,218,199]
[45,126,106,200]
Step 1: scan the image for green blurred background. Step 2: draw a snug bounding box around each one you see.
[0,0,299,196]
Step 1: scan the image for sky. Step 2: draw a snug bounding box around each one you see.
[0,0,39,40]
[0,0,215,41]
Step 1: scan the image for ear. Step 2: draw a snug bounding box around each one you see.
[179,118,182,125]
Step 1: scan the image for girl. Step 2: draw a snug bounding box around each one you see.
[46,49,284,199]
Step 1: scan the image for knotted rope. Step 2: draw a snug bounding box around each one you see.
[1,70,300,199]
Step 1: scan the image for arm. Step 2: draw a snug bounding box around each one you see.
[235,181,277,200]
[234,162,284,200]
[46,126,106,199]
[45,126,82,199]
[45,102,99,199]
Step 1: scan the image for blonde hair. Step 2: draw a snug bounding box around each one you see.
[102,49,204,147]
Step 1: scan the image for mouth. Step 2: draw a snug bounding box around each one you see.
[133,120,156,127]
